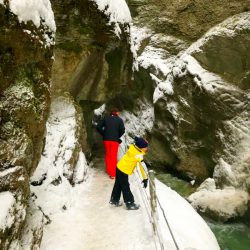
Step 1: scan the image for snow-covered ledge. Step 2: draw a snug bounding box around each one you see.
[188,178,249,221]
[155,180,220,249]
[20,96,88,249]
[0,192,16,232]
[91,0,132,37]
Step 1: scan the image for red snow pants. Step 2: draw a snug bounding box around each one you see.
[103,140,119,177]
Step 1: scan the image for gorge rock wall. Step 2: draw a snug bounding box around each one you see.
[50,0,133,154]
[1,1,249,248]
[128,0,250,41]
[126,0,250,221]
[0,1,55,248]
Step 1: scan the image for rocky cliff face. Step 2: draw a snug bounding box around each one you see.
[0,1,55,248]
[128,0,250,41]
[126,0,250,221]
[1,0,134,248]
[1,0,249,247]
[50,0,133,153]
[0,1,53,249]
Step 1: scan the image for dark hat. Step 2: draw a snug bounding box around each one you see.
[134,136,148,148]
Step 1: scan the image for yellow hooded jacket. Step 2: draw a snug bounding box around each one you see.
[117,144,147,180]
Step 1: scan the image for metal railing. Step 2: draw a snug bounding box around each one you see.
[120,140,181,250]
[134,169,180,250]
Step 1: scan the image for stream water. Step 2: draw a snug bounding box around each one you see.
[155,171,250,250]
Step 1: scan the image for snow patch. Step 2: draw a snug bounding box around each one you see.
[9,0,56,31]
[156,180,220,250]
[153,74,174,103]
[0,192,16,231]
[130,25,152,70]
[139,45,171,76]
[213,158,237,187]
[0,166,21,177]
[188,186,249,221]
[20,200,45,250]
[118,101,154,158]
[94,104,106,116]
[31,96,89,216]
[91,0,131,36]
[130,25,177,103]
[32,96,78,183]
[196,178,216,192]
[7,0,55,47]
[92,0,131,23]
[120,101,154,140]
[73,151,88,184]
[186,12,250,55]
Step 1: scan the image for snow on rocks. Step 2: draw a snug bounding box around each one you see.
[188,108,250,221]
[217,112,250,190]
[19,198,47,250]
[0,192,16,231]
[5,0,56,47]
[130,25,182,104]
[139,45,172,76]
[188,185,249,222]
[72,152,88,184]
[31,95,84,184]
[91,0,131,37]
[93,103,106,117]
[156,179,220,250]
[0,191,27,249]
[129,25,152,70]
[131,12,250,105]
[186,12,250,55]
[120,100,154,142]
[20,96,89,249]
[213,158,238,187]
[92,0,131,23]
[9,0,56,32]
[129,12,250,221]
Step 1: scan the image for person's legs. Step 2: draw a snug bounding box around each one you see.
[104,141,119,177]
[109,141,119,177]
[116,168,134,203]
[110,168,122,204]
[110,169,139,210]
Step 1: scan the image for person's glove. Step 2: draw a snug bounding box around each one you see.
[142,179,148,188]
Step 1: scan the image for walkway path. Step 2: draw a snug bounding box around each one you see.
[40,155,157,250]
[79,158,156,249]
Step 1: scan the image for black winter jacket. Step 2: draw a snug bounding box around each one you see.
[96,115,125,142]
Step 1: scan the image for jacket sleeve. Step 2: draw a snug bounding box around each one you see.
[119,119,125,137]
[138,161,148,180]
[96,118,105,136]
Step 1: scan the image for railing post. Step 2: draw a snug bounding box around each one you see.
[149,170,157,234]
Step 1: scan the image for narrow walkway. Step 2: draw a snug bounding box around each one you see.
[79,158,156,249]
[40,155,157,250]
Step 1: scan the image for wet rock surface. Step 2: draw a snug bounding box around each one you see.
[0,1,54,248]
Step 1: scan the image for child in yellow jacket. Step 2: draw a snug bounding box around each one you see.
[109,137,148,210]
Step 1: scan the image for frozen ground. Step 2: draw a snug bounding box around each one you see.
[39,158,157,250]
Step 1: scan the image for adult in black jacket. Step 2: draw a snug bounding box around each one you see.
[97,109,125,178]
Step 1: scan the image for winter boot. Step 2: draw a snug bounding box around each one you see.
[126,202,140,210]
[109,200,123,207]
